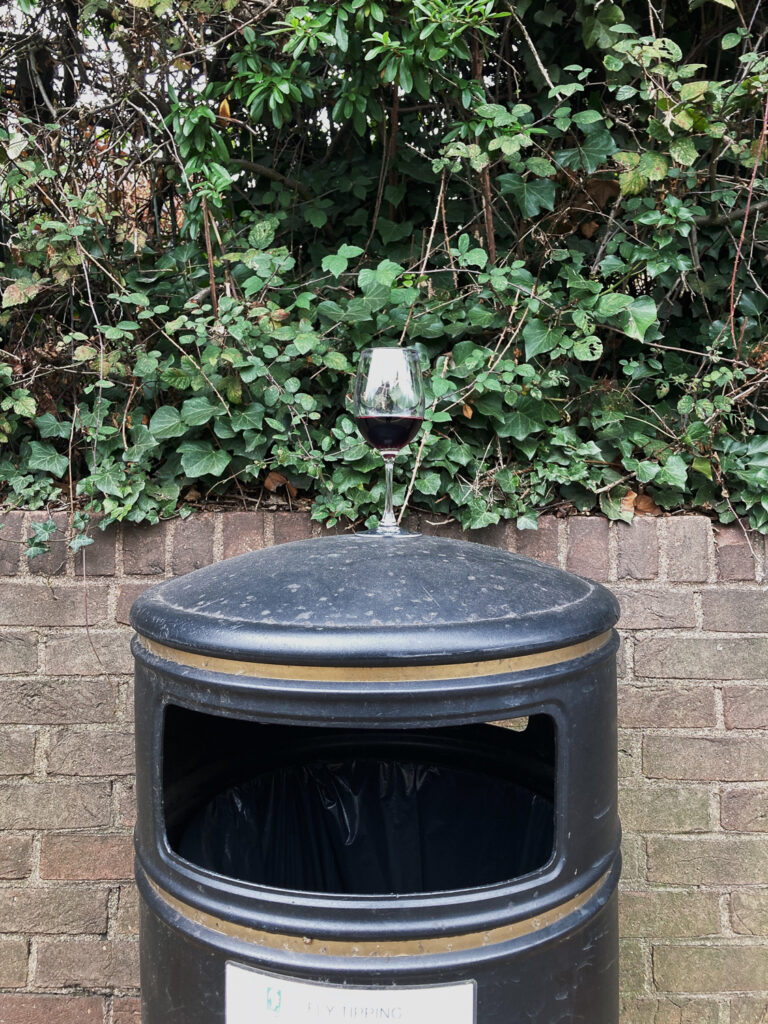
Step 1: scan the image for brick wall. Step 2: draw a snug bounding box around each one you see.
[0,509,766,1024]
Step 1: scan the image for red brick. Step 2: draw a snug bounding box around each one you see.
[619,996,719,1024]
[611,588,696,629]
[0,836,34,879]
[635,637,768,680]
[47,728,134,776]
[731,890,768,935]
[41,834,134,880]
[732,996,768,1024]
[619,783,712,832]
[665,517,710,582]
[0,730,35,775]
[515,515,559,566]
[115,582,152,626]
[723,684,768,729]
[0,939,27,987]
[222,510,265,558]
[619,890,720,937]
[75,520,116,577]
[654,943,768,993]
[0,782,111,829]
[471,521,514,550]
[0,886,107,934]
[566,517,609,581]
[0,585,109,627]
[43,633,133,676]
[115,781,136,828]
[0,677,116,724]
[714,524,756,581]
[171,513,215,575]
[273,511,312,545]
[616,518,658,580]
[644,734,768,781]
[0,512,25,575]
[0,633,38,675]
[619,937,647,993]
[112,998,142,1024]
[619,683,716,729]
[702,590,768,632]
[721,788,768,832]
[122,521,166,575]
[35,937,139,989]
[648,836,768,884]
[114,884,139,937]
[0,994,103,1023]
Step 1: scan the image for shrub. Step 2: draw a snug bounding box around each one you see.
[1,0,767,543]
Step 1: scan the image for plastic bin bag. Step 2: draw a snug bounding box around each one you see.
[178,755,553,895]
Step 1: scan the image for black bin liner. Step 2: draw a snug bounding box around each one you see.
[178,754,554,895]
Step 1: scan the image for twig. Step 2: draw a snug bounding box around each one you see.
[201,197,219,318]
[729,92,768,356]
[506,6,556,92]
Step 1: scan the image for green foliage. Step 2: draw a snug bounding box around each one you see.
[2,0,768,535]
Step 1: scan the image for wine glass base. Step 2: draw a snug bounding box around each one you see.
[357,526,422,538]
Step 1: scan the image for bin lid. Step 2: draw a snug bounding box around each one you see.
[131,534,618,667]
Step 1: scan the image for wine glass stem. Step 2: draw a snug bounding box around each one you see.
[381,455,397,528]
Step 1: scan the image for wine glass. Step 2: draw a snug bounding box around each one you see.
[354,347,425,535]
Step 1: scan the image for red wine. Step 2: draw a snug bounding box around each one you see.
[356,415,423,451]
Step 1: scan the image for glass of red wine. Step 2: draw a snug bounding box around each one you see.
[354,347,425,535]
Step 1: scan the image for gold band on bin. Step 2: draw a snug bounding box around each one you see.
[148,871,609,957]
[138,631,611,683]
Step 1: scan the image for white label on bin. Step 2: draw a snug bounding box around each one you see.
[226,962,476,1024]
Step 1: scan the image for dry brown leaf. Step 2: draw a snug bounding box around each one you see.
[635,493,662,516]
[580,220,600,239]
[585,177,620,207]
[620,489,637,515]
[264,471,298,499]
[462,403,473,419]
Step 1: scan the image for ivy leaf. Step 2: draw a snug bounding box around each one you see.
[181,396,220,426]
[27,441,68,478]
[35,413,71,439]
[523,320,565,358]
[322,254,348,278]
[69,533,94,553]
[497,410,540,440]
[179,440,232,478]
[415,471,442,495]
[596,293,634,317]
[498,174,556,218]
[149,406,187,439]
[621,296,658,341]
[91,461,126,497]
[231,404,264,431]
[656,454,688,490]
[693,456,713,479]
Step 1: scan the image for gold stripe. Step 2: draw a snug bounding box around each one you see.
[137,632,611,682]
[148,871,609,956]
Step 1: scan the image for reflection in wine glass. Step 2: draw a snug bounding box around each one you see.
[353,347,425,535]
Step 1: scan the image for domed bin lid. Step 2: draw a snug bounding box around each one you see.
[131,534,619,668]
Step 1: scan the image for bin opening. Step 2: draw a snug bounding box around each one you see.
[163,706,556,896]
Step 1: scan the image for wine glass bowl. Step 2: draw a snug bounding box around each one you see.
[354,347,425,535]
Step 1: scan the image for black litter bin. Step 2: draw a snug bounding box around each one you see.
[131,533,621,1024]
